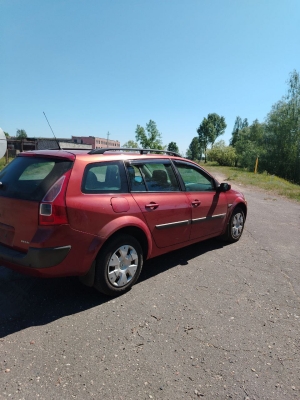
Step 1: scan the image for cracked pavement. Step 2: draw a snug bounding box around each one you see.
[0,178,300,399]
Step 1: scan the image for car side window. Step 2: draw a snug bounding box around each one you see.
[82,161,128,193]
[175,161,215,192]
[127,161,180,192]
[127,165,147,191]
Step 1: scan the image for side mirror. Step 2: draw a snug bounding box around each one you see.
[217,182,231,192]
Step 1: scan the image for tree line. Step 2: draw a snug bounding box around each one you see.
[127,70,300,185]
[123,113,227,158]
[223,70,300,184]
[187,70,300,186]
[3,129,27,139]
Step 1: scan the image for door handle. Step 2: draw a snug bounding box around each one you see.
[145,202,159,210]
[191,200,201,207]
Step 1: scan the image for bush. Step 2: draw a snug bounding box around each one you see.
[207,141,236,166]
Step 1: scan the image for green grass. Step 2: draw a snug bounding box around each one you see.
[201,162,300,203]
[0,157,14,170]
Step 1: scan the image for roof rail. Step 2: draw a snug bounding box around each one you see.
[88,148,181,157]
[57,148,89,151]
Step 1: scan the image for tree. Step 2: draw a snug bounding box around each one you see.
[135,120,163,149]
[16,129,27,139]
[248,119,264,142]
[220,70,300,182]
[230,116,248,147]
[4,132,9,138]
[235,130,261,170]
[233,120,265,171]
[122,140,139,148]
[197,113,227,162]
[208,113,227,147]
[167,142,179,154]
[186,137,201,161]
[258,70,300,183]
[197,121,210,163]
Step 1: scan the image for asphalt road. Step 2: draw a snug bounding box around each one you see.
[0,178,300,400]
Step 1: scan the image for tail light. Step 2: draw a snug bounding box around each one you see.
[39,171,71,226]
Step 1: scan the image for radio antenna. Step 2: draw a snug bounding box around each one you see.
[43,112,61,150]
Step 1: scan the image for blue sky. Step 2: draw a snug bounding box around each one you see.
[1,0,300,155]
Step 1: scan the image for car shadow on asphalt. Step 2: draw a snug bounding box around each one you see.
[138,237,225,282]
[0,238,226,337]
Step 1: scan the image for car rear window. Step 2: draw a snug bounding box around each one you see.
[0,156,73,201]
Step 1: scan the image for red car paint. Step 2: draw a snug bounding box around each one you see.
[0,149,247,289]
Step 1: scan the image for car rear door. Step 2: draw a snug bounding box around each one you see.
[173,160,228,240]
[126,159,191,248]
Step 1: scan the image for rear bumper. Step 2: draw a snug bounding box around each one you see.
[0,225,103,277]
[0,244,71,269]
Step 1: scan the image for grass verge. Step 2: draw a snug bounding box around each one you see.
[0,157,14,170]
[201,162,300,203]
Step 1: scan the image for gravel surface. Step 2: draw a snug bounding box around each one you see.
[1,178,299,399]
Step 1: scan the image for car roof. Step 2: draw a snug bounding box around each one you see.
[17,148,215,180]
[18,148,185,162]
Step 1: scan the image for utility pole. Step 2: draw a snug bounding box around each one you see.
[106,131,110,147]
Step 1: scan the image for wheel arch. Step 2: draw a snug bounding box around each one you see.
[79,215,152,288]
[221,201,247,236]
[102,226,149,260]
[95,215,152,256]
[235,201,247,219]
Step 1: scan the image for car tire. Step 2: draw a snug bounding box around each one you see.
[222,207,245,243]
[94,234,143,296]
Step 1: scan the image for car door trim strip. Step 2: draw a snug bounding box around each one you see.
[192,213,226,224]
[210,213,227,219]
[155,220,190,230]
[191,217,206,224]
[156,212,227,229]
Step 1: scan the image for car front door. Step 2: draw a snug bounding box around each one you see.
[174,161,228,240]
[126,160,191,248]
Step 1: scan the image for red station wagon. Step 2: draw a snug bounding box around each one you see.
[0,148,247,296]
